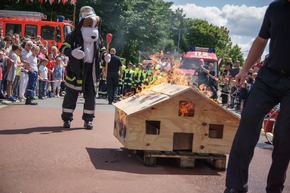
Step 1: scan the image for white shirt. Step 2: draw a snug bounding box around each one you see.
[27,55,38,72]
[39,64,48,80]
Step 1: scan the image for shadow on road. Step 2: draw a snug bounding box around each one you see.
[86,147,223,176]
[0,126,85,135]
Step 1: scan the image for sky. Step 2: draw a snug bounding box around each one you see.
[164,0,273,59]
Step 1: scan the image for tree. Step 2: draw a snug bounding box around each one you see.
[184,18,244,64]
[1,0,244,65]
[94,0,175,65]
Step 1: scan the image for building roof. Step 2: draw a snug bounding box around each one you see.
[114,83,240,119]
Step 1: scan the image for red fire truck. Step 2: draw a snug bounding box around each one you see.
[0,10,74,48]
[180,47,219,85]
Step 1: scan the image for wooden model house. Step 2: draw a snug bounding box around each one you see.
[113,83,240,157]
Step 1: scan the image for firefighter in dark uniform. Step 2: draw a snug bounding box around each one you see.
[102,48,123,104]
[60,6,105,129]
[134,63,146,93]
[122,63,134,96]
[116,64,126,99]
[224,1,290,192]
[98,57,108,99]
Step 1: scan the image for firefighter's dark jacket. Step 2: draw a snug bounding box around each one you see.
[60,19,102,93]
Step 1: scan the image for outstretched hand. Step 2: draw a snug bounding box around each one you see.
[105,54,111,63]
[235,70,248,86]
[71,46,85,60]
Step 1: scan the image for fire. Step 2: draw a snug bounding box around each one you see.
[179,101,195,117]
[116,109,128,138]
[121,56,215,100]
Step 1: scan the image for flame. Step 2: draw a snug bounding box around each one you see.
[179,101,195,117]
[117,109,128,138]
[121,53,216,102]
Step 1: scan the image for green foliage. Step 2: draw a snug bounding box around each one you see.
[1,0,244,65]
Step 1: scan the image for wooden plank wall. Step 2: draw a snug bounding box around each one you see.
[114,89,240,154]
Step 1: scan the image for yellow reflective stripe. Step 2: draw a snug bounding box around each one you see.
[83,109,95,114]
[63,42,71,48]
[66,75,75,81]
[65,76,82,85]
[63,108,74,113]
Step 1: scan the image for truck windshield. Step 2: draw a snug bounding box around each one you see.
[41,25,55,40]
[181,58,213,70]
[6,23,22,35]
[25,25,37,38]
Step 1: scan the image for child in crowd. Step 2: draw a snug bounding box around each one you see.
[0,50,7,99]
[220,85,229,106]
[38,58,48,99]
[52,56,64,97]
[229,78,238,109]
[238,81,249,112]
[25,45,40,105]
[12,46,23,100]
[6,44,22,102]
[220,77,230,106]
[46,53,55,97]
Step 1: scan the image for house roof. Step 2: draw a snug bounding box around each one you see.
[114,83,189,115]
[113,83,240,119]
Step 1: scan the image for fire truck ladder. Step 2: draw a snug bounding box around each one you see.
[0,10,47,21]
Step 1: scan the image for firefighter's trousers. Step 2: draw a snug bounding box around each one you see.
[61,72,96,122]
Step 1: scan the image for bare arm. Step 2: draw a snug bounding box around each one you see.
[102,66,106,78]
[236,36,268,86]
[119,66,123,79]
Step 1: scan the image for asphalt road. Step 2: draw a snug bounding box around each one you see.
[0,97,289,193]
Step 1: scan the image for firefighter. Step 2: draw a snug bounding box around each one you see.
[60,6,107,130]
[97,51,108,99]
[122,63,134,96]
[134,63,146,93]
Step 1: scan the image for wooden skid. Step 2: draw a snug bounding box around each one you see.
[136,150,226,170]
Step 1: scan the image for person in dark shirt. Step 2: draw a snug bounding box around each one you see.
[102,48,123,104]
[230,60,241,78]
[197,59,209,89]
[208,63,218,100]
[224,1,290,192]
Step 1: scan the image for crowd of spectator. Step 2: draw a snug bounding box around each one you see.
[0,26,263,110]
[219,57,262,112]
[0,27,67,105]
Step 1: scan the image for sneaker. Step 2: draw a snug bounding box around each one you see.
[57,94,60,98]
[8,96,16,102]
[19,96,26,100]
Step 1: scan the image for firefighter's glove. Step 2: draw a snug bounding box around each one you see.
[72,46,85,60]
[105,54,111,63]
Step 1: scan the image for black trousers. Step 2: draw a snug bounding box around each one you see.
[226,66,290,193]
[62,65,96,122]
[106,72,119,103]
[209,83,218,99]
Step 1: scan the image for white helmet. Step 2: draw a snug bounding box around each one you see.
[79,6,96,21]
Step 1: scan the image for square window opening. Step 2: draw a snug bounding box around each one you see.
[209,124,224,139]
[146,120,160,135]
